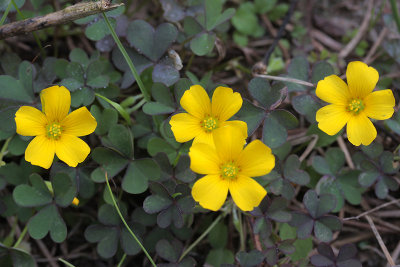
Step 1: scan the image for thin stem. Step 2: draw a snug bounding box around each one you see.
[238,210,245,251]
[102,12,150,101]
[254,74,315,87]
[179,213,224,262]
[58,258,76,267]
[12,224,28,248]
[0,1,12,26]
[11,0,44,52]
[105,173,156,267]
[117,253,127,267]
[389,0,400,33]
[126,98,146,113]
[0,137,12,166]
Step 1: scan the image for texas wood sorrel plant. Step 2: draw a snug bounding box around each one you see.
[0,0,399,266]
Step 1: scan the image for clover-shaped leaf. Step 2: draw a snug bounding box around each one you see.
[156,239,196,266]
[28,204,67,243]
[311,243,361,267]
[284,155,310,185]
[290,190,341,242]
[13,174,52,207]
[236,250,265,267]
[143,182,194,228]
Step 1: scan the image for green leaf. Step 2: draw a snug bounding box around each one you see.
[0,75,33,103]
[206,248,234,266]
[190,32,216,56]
[84,225,118,258]
[69,48,89,69]
[303,190,336,218]
[90,105,118,135]
[358,171,379,187]
[283,155,310,185]
[90,148,128,182]
[143,194,172,214]
[18,61,35,94]
[147,137,177,163]
[255,0,277,13]
[292,94,320,123]
[248,77,281,109]
[143,101,175,115]
[263,113,287,148]
[13,174,52,207]
[98,204,122,225]
[285,56,309,92]
[208,222,228,248]
[204,0,222,30]
[60,78,83,91]
[95,93,131,125]
[311,61,334,84]
[337,170,362,205]
[235,99,265,135]
[52,172,76,207]
[156,239,179,262]
[105,124,134,158]
[28,204,67,243]
[152,62,180,87]
[312,156,332,175]
[85,18,114,41]
[236,250,265,267]
[127,20,178,61]
[120,226,143,255]
[66,62,85,84]
[122,159,161,194]
[232,3,259,35]
[71,87,94,107]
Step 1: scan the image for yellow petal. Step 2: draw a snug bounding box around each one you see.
[316,104,351,135]
[15,106,47,136]
[211,86,242,122]
[212,125,246,162]
[364,89,395,120]
[346,61,379,98]
[180,85,211,119]
[229,175,266,211]
[55,135,90,167]
[62,107,97,136]
[169,113,203,142]
[237,140,275,177]
[221,120,248,139]
[346,114,377,146]
[315,75,350,104]
[192,131,215,148]
[40,86,71,122]
[25,135,55,169]
[192,174,229,211]
[189,143,220,174]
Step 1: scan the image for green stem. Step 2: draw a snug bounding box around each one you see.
[238,210,245,251]
[102,12,150,101]
[126,98,146,113]
[11,0,44,53]
[58,258,76,267]
[0,1,12,26]
[389,0,400,33]
[120,94,143,108]
[12,224,28,248]
[0,137,12,166]
[105,173,156,267]
[117,253,127,267]
[178,213,224,262]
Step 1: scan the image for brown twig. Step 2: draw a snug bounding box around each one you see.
[364,27,389,64]
[35,239,59,267]
[365,215,396,267]
[0,1,124,39]
[338,0,374,59]
[343,198,400,221]
[337,136,355,169]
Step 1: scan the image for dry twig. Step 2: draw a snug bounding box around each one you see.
[343,198,400,221]
[337,136,355,169]
[365,215,396,267]
[338,0,374,59]
[0,1,124,39]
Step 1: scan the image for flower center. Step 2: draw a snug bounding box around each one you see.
[202,116,218,132]
[221,161,239,179]
[46,122,62,140]
[347,99,364,115]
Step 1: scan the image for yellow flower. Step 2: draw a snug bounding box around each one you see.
[316,61,395,146]
[15,86,97,169]
[169,85,247,147]
[189,125,275,211]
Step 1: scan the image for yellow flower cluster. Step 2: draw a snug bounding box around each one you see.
[15,86,97,169]
[170,85,275,211]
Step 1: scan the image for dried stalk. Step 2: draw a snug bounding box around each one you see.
[0,1,124,39]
